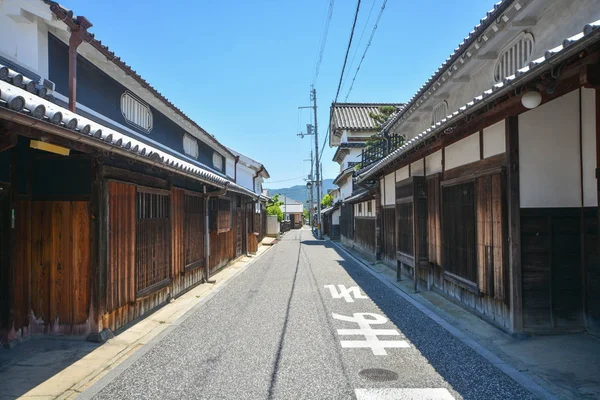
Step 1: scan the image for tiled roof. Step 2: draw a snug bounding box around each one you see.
[330,103,404,132]
[381,0,516,135]
[357,19,600,183]
[332,166,354,186]
[0,75,258,198]
[42,1,235,159]
[344,190,373,204]
[227,147,270,179]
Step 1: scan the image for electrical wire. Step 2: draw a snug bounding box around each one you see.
[340,0,376,96]
[312,0,336,86]
[334,0,361,103]
[344,0,388,101]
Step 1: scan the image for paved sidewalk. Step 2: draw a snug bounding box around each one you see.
[332,240,600,400]
[0,245,273,400]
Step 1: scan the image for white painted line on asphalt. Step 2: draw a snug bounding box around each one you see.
[355,388,455,400]
[324,284,368,302]
[332,312,410,355]
[329,240,557,400]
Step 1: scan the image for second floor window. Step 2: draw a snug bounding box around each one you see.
[183,134,199,159]
[121,91,153,132]
[494,33,534,82]
[431,101,448,126]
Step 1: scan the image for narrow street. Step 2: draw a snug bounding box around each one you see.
[87,229,535,400]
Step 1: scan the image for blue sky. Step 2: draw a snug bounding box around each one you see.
[63,0,497,188]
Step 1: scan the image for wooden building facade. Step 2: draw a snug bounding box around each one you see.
[0,1,266,345]
[357,7,600,336]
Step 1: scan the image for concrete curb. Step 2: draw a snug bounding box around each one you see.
[329,240,556,400]
[78,243,277,400]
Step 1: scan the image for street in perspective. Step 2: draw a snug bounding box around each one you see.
[1,0,600,399]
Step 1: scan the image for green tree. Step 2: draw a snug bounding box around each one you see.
[303,209,309,220]
[266,194,284,222]
[366,106,404,150]
[321,193,333,208]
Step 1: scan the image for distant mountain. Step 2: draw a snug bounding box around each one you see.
[265,179,335,207]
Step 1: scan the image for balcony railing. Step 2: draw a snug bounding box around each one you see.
[361,135,404,169]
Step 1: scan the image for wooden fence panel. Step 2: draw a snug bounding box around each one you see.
[107,181,136,312]
[13,200,31,329]
[381,207,395,261]
[354,217,376,252]
[184,193,204,270]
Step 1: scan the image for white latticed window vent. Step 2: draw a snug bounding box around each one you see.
[121,91,153,132]
[494,33,534,82]
[213,152,223,171]
[431,100,448,125]
[183,134,199,159]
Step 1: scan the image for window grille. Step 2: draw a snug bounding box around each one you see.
[367,201,372,213]
[494,33,534,82]
[431,101,448,125]
[183,134,199,159]
[217,198,231,232]
[121,91,153,132]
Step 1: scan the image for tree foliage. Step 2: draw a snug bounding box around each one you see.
[321,193,333,208]
[266,194,284,222]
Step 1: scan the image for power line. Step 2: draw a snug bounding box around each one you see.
[266,176,306,184]
[344,0,388,101]
[334,0,361,103]
[312,0,336,86]
[340,0,376,96]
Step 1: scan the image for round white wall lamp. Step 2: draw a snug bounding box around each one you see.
[521,90,542,109]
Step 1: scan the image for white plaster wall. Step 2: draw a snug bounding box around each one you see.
[340,179,353,200]
[519,90,581,208]
[411,159,425,176]
[384,173,395,206]
[390,0,600,142]
[0,1,50,75]
[581,88,598,207]
[483,120,506,158]
[425,150,442,175]
[225,157,236,179]
[332,208,340,225]
[396,166,409,182]
[282,203,303,214]
[342,148,363,170]
[445,133,480,170]
[236,163,254,191]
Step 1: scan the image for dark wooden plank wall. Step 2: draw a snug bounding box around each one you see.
[396,202,413,256]
[12,200,31,333]
[30,201,91,333]
[107,181,136,312]
[340,204,354,240]
[584,208,600,334]
[521,208,585,332]
[354,217,376,254]
[381,207,395,263]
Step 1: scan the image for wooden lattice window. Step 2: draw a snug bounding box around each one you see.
[217,198,231,233]
[494,33,534,82]
[396,182,414,256]
[367,201,372,213]
[442,181,477,284]
[135,188,171,295]
[431,101,448,125]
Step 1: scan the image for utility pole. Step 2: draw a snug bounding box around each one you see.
[304,150,314,226]
[298,86,322,239]
[312,87,322,239]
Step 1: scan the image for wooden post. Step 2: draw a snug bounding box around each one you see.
[506,115,523,333]
[92,161,108,332]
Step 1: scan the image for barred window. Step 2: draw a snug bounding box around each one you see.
[135,188,171,295]
[121,91,153,132]
[183,134,199,159]
[431,101,448,125]
[367,200,372,213]
[494,33,534,82]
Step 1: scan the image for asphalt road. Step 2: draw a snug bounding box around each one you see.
[89,228,537,400]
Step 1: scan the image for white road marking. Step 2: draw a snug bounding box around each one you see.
[324,284,368,302]
[354,388,455,400]
[332,312,409,355]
